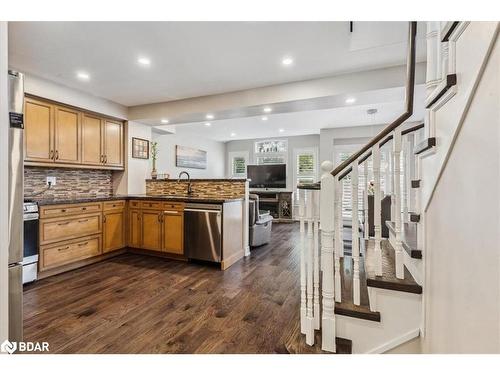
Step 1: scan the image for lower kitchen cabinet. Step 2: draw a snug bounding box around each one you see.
[129,209,142,248]
[141,210,163,251]
[40,234,101,271]
[103,209,126,253]
[163,210,184,255]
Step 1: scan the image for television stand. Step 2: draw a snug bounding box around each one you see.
[249,190,294,222]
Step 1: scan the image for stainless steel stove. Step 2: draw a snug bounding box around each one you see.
[22,201,39,284]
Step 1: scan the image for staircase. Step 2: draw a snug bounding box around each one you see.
[296,21,477,353]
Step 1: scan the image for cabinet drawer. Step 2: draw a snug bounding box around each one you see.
[163,202,184,212]
[40,202,103,218]
[103,200,126,211]
[40,235,101,271]
[141,201,163,209]
[40,213,101,245]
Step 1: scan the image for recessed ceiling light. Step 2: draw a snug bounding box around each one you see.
[345,97,356,104]
[161,119,169,124]
[282,57,294,66]
[263,107,272,113]
[279,128,285,133]
[230,132,236,137]
[206,114,214,120]
[138,57,151,66]
[76,71,90,81]
[205,122,211,127]
[261,116,268,121]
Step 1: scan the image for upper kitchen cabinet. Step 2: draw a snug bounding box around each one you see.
[54,106,80,164]
[81,114,103,166]
[103,119,124,167]
[24,97,54,163]
[24,96,125,170]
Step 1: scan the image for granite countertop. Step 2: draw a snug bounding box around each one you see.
[29,194,244,206]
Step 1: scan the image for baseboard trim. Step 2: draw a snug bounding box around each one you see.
[366,329,421,354]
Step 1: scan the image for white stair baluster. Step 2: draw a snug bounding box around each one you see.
[299,191,306,334]
[351,162,360,306]
[390,147,396,222]
[305,189,315,345]
[334,177,342,303]
[402,135,409,224]
[313,189,320,330]
[363,161,369,240]
[393,129,404,279]
[373,144,383,276]
[319,161,336,353]
[337,178,344,258]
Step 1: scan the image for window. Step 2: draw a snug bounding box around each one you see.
[228,151,249,178]
[293,147,318,206]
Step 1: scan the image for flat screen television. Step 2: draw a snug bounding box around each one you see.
[247,164,286,189]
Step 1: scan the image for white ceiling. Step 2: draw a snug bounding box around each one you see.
[9,21,426,106]
[156,84,426,142]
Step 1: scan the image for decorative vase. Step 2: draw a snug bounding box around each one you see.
[151,159,157,179]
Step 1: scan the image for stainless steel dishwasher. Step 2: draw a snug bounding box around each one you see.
[184,203,222,262]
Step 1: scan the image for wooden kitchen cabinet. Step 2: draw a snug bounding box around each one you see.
[129,209,142,248]
[24,97,54,163]
[24,96,124,170]
[103,202,126,253]
[81,114,103,166]
[103,119,123,167]
[141,210,163,251]
[162,209,184,255]
[54,106,80,164]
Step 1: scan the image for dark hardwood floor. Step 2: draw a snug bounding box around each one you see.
[23,223,351,354]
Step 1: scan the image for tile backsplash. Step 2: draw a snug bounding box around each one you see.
[146,179,247,198]
[24,167,113,200]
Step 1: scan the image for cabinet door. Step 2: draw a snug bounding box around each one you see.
[129,209,142,248]
[24,98,54,162]
[82,114,103,166]
[141,210,162,251]
[103,211,125,253]
[163,211,184,255]
[54,106,80,164]
[103,119,123,167]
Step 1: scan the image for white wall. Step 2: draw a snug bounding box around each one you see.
[128,121,153,194]
[0,21,9,343]
[226,134,320,189]
[153,132,226,179]
[422,29,500,353]
[21,73,128,120]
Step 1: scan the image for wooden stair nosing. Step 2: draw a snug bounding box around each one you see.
[386,221,422,259]
[364,239,423,295]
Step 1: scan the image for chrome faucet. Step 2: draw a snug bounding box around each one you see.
[177,171,193,195]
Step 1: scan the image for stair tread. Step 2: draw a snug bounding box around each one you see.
[335,255,381,322]
[386,221,422,259]
[282,319,352,354]
[365,239,422,294]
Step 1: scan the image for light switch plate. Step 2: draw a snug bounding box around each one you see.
[46,176,56,186]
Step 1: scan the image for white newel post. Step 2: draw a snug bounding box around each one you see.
[305,189,315,345]
[299,192,306,334]
[320,161,336,353]
[334,176,342,303]
[313,189,320,331]
[351,162,360,306]
[373,144,383,276]
[393,129,404,279]
[363,162,369,240]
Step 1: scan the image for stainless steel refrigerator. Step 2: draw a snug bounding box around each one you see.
[8,70,24,343]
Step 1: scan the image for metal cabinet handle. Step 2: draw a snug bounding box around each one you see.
[55,150,59,160]
[57,221,70,226]
[57,246,70,251]
[78,242,89,247]
[61,209,66,213]
[78,219,89,223]
[49,150,54,159]
[104,155,107,164]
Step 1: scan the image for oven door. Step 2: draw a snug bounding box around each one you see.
[23,216,39,259]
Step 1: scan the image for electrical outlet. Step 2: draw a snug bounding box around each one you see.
[46,176,56,186]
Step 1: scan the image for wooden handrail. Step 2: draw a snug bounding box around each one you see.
[331,21,417,177]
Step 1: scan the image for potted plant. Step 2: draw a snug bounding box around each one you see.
[151,141,158,179]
